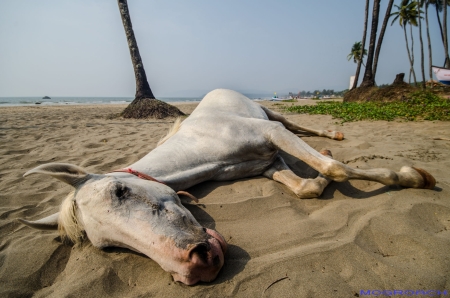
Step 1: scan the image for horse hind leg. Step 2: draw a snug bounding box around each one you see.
[263,150,334,199]
[265,124,436,190]
[260,105,344,141]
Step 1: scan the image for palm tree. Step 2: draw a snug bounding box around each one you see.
[430,0,445,44]
[421,0,434,81]
[390,0,422,86]
[360,0,381,88]
[443,0,449,67]
[373,0,395,80]
[418,0,426,88]
[351,0,370,90]
[117,0,184,119]
[428,0,450,67]
[348,42,368,65]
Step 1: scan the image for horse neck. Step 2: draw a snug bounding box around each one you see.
[126,139,212,191]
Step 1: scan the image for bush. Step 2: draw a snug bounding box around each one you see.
[286,91,450,123]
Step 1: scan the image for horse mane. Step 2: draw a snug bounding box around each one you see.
[157,117,183,147]
[58,191,85,243]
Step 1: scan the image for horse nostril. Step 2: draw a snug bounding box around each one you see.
[212,255,220,266]
[189,242,210,264]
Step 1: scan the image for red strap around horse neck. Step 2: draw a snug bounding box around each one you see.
[112,168,165,184]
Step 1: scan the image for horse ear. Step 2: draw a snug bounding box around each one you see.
[24,163,90,187]
[18,212,59,230]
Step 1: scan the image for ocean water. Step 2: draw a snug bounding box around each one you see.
[0,96,202,107]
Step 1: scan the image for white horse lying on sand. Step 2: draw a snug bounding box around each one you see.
[20,89,436,285]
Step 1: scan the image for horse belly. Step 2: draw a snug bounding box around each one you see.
[213,155,277,181]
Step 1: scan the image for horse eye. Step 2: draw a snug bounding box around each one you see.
[115,185,130,200]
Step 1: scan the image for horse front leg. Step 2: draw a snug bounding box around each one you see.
[263,150,334,199]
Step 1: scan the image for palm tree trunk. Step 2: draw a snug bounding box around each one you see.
[444,0,450,68]
[403,25,415,85]
[373,0,395,80]
[118,0,184,119]
[352,0,370,89]
[418,2,426,88]
[410,24,417,86]
[361,0,381,88]
[425,3,433,81]
[409,24,413,84]
[118,0,155,100]
[435,3,445,45]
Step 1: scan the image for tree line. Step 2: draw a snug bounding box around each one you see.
[293,90,347,98]
[347,0,449,89]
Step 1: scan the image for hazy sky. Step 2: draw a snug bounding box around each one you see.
[0,0,447,97]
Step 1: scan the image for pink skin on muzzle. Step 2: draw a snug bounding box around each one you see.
[171,228,228,285]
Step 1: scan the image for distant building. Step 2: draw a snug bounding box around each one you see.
[349,76,355,89]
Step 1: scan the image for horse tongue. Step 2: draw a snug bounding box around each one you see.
[205,228,227,254]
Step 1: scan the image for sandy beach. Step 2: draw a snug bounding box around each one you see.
[1,101,450,297]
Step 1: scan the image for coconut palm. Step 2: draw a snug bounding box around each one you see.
[360,0,381,88]
[348,42,368,65]
[420,0,434,80]
[428,0,450,67]
[444,0,449,68]
[430,0,445,44]
[373,0,395,80]
[117,0,184,119]
[391,0,422,86]
[351,0,370,90]
[418,1,426,88]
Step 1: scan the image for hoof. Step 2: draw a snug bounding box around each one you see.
[329,130,344,141]
[319,149,333,158]
[412,167,436,189]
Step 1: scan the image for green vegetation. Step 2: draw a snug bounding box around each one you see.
[286,91,450,123]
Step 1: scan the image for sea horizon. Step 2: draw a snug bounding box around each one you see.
[0,94,273,107]
[0,96,202,107]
